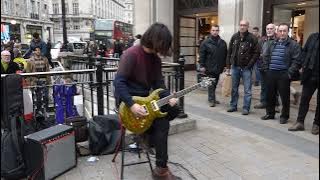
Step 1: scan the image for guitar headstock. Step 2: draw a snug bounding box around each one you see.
[200,77,215,87]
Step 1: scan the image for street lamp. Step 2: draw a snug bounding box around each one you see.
[61,0,68,51]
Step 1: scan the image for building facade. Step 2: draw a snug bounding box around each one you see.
[49,0,126,43]
[1,0,54,44]
[124,0,134,24]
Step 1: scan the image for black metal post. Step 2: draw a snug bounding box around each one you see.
[96,62,104,115]
[177,54,188,118]
[61,0,68,51]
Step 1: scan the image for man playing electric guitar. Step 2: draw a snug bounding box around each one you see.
[113,23,181,180]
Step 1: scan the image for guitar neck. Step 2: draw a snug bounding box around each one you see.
[157,83,202,108]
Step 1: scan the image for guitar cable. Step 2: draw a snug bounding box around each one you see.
[149,156,198,180]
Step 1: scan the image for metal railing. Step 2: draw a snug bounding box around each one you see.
[1,54,187,120]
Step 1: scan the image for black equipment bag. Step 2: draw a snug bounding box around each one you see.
[89,115,121,155]
[65,116,88,143]
[1,74,27,179]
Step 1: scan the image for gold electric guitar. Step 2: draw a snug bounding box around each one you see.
[119,78,214,134]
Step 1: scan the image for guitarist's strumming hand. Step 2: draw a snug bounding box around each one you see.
[168,98,178,107]
[130,103,148,118]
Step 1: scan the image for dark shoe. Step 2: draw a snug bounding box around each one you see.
[153,167,182,180]
[280,117,288,124]
[209,102,216,107]
[254,103,266,109]
[288,122,305,131]
[242,109,249,115]
[293,92,301,105]
[254,82,260,86]
[261,114,275,120]
[227,108,237,112]
[275,106,280,113]
[215,100,220,104]
[311,124,319,135]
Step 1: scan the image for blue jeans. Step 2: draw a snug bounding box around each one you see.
[230,65,253,111]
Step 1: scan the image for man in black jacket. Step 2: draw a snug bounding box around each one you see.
[226,20,260,115]
[289,32,319,135]
[261,23,301,124]
[199,24,228,107]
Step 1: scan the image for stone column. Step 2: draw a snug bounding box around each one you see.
[304,7,319,46]
[155,0,174,35]
[218,0,263,45]
[133,0,152,35]
[134,0,173,35]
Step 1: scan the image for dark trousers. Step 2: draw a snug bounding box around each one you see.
[297,79,319,125]
[146,117,170,168]
[208,73,220,102]
[260,71,280,106]
[266,71,290,118]
[47,57,54,68]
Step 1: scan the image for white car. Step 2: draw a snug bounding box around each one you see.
[51,42,87,60]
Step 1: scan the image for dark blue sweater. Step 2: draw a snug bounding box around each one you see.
[269,42,288,71]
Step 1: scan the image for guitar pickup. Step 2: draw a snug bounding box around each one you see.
[151,100,159,111]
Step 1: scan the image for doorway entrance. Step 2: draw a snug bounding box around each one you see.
[174,0,218,70]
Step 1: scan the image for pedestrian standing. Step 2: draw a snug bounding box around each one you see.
[252,27,262,86]
[46,39,54,68]
[288,32,319,135]
[261,23,301,124]
[24,32,47,59]
[1,50,20,74]
[199,24,228,107]
[226,20,260,115]
[254,23,280,111]
[133,34,142,46]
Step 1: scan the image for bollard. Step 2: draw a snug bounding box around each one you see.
[177,54,188,118]
[96,62,104,115]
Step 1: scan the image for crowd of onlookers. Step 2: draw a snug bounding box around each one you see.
[198,20,319,135]
[1,32,52,85]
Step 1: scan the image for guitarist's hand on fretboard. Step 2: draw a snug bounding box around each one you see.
[168,98,178,107]
[130,103,148,118]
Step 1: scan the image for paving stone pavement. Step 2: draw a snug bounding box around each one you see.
[56,71,318,180]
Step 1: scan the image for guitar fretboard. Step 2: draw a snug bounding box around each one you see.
[156,83,202,108]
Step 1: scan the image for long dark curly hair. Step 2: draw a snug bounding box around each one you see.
[140,23,172,57]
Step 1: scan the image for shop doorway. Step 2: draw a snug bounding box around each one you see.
[273,0,319,46]
[174,0,218,69]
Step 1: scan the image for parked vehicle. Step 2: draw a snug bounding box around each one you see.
[51,42,87,60]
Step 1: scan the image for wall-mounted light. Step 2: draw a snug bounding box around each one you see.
[10,20,17,25]
[297,2,306,6]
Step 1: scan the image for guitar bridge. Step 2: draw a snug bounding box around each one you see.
[151,100,159,111]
